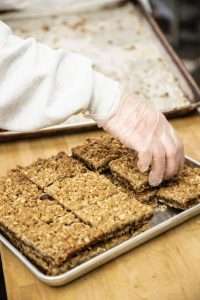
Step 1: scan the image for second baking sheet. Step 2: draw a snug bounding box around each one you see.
[0,0,199,140]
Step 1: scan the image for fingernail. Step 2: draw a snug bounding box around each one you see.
[149,178,162,187]
[138,163,148,173]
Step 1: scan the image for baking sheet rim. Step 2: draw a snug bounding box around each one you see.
[1,155,200,286]
[0,119,97,137]
[0,103,198,139]
[0,103,199,140]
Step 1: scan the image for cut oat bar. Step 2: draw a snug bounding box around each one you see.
[45,172,121,211]
[0,198,78,228]
[74,192,153,234]
[48,223,149,275]
[103,172,135,196]
[20,152,87,188]
[157,166,200,210]
[104,173,157,204]
[109,154,150,193]
[157,182,200,209]
[2,191,147,276]
[0,169,41,204]
[54,231,133,275]
[0,221,100,274]
[46,172,153,234]
[1,212,147,276]
[72,135,135,172]
[0,194,103,272]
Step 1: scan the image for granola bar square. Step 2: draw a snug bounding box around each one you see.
[109,154,149,193]
[103,172,157,204]
[20,152,87,188]
[157,166,200,209]
[0,169,41,205]
[0,194,103,274]
[45,172,153,234]
[74,192,153,234]
[72,135,135,172]
[45,172,121,211]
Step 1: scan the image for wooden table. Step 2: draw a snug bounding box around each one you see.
[1,114,200,300]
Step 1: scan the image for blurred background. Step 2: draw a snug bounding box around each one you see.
[149,0,200,85]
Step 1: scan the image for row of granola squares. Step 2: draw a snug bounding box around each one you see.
[1,135,200,276]
[72,135,200,210]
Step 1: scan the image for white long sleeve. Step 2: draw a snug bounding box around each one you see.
[0,21,121,131]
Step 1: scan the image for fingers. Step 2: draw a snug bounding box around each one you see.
[164,139,180,179]
[177,136,185,171]
[137,150,152,173]
[149,142,166,186]
[180,143,185,170]
[162,127,184,180]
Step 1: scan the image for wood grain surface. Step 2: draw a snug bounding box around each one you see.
[1,114,200,300]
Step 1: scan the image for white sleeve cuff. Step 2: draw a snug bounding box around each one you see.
[0,21,94,131]
[89,71,121,123]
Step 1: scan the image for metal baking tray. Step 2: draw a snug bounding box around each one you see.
[0,117,97,142]
[0,0,199,142]
[0,155,200,286]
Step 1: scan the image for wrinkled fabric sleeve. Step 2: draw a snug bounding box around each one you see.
[0,21,121,131]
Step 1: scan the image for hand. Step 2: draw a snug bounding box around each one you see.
[98,95,184,186]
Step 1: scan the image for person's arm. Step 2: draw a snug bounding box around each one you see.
[0,21,184,186]
[0,21,121,131]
